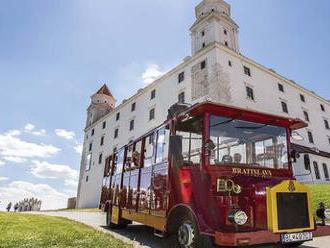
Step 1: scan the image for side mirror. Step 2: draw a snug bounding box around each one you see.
[290,149,300,163]
[169,135,184,168]
[291,131,304,141]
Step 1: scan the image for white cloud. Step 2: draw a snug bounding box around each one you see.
[73,144,83,155]
[3,156,26,164]
[24,123,35,131]
[0,132,60,160]
[0,160,4,166]
[55,129,75,140]
[0,177,8,182]
[142,64,164,84]
[0,181,68,210]
[5,130,21,136]
[31,160,78,189]
[24,123,46,136]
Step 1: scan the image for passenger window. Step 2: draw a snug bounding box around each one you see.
[114,149,125,174]
[176,116,203,165]
[125,144,134,171]
[144,133,155,167]
[133,140,142,168]
[155,127,170,164]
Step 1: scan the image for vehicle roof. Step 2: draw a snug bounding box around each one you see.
[179,101,307,130]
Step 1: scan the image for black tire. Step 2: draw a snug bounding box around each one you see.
[174,213,213,248]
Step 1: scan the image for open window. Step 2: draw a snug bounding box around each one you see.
[175,116,203,165]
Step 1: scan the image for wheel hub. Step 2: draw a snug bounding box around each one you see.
[177,222,195,247]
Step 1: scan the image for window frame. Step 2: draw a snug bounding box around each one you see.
[246,86,255,101]
[129,119,135,131]
[149,108,155,121]
[178,92,185,103]
[313,161,321,180]
[307,131,314,144]
[243,66,251,77]
[178,72,185,83]
[151,89,156,100]
[300,94,306,103]
[278,83,284,92]
[131,102,136,112]
[281,101,288,114]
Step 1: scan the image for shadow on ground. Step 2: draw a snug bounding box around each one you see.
[100,224,310,248]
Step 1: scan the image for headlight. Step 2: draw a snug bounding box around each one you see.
[229,209,248,226]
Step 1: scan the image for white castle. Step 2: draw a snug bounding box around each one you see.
[76,0,330,208]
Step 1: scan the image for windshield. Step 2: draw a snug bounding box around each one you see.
[209,115,289,169]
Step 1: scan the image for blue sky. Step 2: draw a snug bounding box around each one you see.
[0,0,329,210]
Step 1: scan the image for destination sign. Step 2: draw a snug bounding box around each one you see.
[232,167,272,178]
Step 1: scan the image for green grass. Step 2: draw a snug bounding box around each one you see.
[0,213,131,248]
[307,184,330,211]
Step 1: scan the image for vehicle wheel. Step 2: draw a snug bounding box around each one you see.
[176,216,213,248]
[281,242,304,247]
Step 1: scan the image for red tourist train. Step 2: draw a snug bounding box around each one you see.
[100,101,315,247]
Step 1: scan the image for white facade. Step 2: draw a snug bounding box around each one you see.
[76,0,330,208]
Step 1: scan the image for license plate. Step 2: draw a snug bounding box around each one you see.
[281,232,313,244]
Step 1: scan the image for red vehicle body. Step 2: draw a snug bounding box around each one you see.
[100,101,315,247]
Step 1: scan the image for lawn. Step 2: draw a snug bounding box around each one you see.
[307,184,330,213]
[0,213,131,248]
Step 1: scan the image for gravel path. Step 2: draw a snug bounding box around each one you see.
[30,211,329,248]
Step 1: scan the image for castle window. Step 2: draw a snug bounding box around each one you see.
[300,94,306,103]
[131,102,136,112]
[321,104,325,112]
[201,60,206,70]
[307,131,314,144]
[89,143,92,151]
[278,83,284,92]
[224,29,227,35]
[201,31,205,37]
[114,128,119,139]
[91,129,95,136]
[178,72,185,83]
[98,153,103,164]
[149,108,155,121]
[129,120,135,131]
[325,119,329,130]
[246,86,254,101]
[178,92,185,103]
[151,89,156,100]
[303,111,310,122]
[100,136,104,146]
[102,121,106,129]
[86,176,89,182]
[228,61,232,67]
[243,66,251,77]
[225,41,228,47]
[281,101,288,114]
[313,161,321,180]
[116,112,120,121]
[202,42,206,48]
[323,163,329,180]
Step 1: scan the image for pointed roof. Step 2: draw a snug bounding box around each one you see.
[96,84,114,98]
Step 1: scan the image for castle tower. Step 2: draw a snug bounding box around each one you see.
[86,84,115,127]
[191,0,240,55]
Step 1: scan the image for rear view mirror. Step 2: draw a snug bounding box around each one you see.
[291,131,304,141]
[169,135,184,168]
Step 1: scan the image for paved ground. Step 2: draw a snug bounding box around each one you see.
[31,211,329,248]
